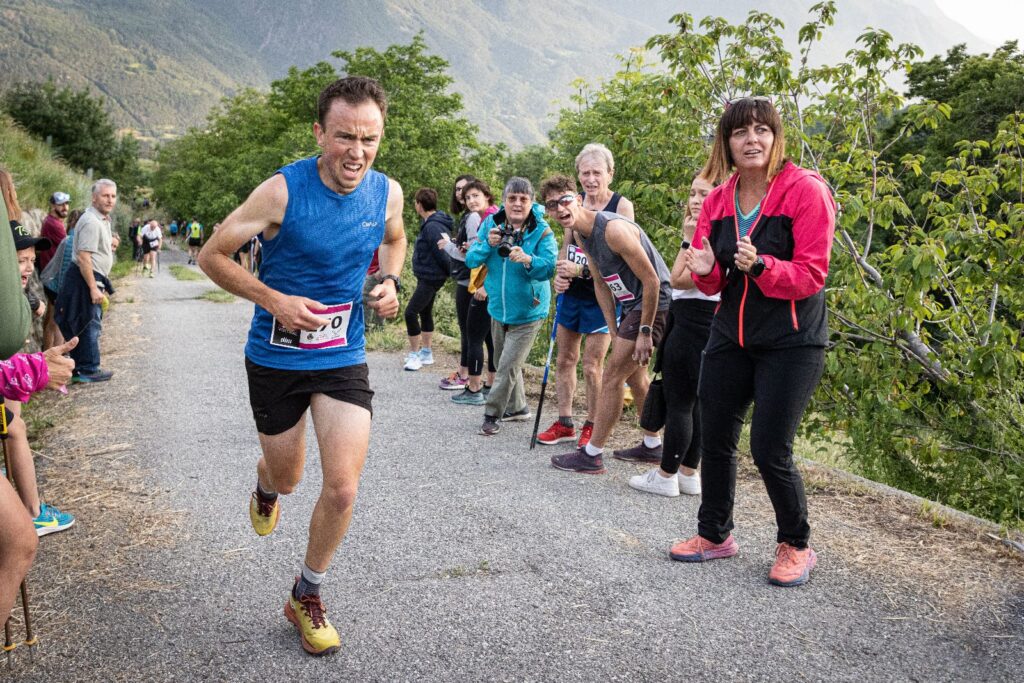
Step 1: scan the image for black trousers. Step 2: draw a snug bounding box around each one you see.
[466,295,495,376]
[455,283,472,368]
[696,332,824,548]
[660,298,716,474]
[404,278,446,337]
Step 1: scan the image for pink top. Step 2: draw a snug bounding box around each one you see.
[0,353,50,402]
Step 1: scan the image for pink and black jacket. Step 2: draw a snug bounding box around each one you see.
[693,161,836,349]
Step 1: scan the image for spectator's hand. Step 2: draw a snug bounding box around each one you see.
[556,259,580,279]
[633,333,654,366]
[683,215,697,240]
[111,234,121,250]
[487,228,502,247]
[685,237,716,277]
[508,246,532,266]
[45,337,78,389]
[368,282,400,319]
[34,300,46,319]
[553,274,570,294]
[89,285,104,305]
[473,286,488,301]
[271,294,331,331]
[734,236,758,273]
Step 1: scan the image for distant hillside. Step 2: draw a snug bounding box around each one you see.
[0,0,990,147]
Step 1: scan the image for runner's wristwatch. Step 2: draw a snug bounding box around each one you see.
[380,274,402,293]
[639,324,653,336]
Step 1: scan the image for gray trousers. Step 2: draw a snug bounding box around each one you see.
[485,318,543,418]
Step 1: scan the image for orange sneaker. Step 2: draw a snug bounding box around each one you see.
[768,542,817,586]
[669,534,739,562]
[537,421,576,445]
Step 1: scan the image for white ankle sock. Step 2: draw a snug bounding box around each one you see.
[585,443,603,457]
[643,435,662,448]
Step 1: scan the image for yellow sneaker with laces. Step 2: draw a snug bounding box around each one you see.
[284,587,341,656]
[248,491,279,536]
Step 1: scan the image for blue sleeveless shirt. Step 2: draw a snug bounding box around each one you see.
[245,156,389,370]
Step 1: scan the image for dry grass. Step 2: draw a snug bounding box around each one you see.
[9,276,183,643]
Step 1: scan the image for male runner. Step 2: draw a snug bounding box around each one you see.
[540,174,672,474]
[185,218,203,264]
[198,76,406,656]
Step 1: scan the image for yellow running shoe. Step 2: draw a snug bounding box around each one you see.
[249,491,279,536]
[285,589,341,656]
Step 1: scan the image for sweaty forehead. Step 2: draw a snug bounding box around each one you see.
[323,100,384,135]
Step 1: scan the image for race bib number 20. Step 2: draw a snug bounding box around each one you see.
[270,302,352,350]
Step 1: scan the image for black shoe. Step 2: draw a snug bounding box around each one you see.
[71,369,114,383]
[612,441,663,463]
[479,416,501,436]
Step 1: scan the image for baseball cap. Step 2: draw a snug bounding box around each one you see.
[50,191,71,205]
[10,220,52,252]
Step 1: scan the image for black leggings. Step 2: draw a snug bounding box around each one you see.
[455,284,472,368]
[696,332,824,548]
[404,278,446,337]
[660,298,716,474]
[466,295,496,376]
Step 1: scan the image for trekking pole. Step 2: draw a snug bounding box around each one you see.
[1,407,38,666]
[530,294,562,449]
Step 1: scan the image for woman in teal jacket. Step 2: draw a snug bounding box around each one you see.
[465,177,558,436]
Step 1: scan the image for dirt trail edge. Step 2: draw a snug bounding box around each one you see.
[10,246,1024,682]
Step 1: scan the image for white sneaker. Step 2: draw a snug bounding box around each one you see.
[628,468,680,497]
[419,347,435,365]
[678,470,701,496]
[403,352,423,371]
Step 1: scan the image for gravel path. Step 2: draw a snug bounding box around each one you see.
[8,246,1023,682]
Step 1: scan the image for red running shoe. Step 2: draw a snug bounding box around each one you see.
[577,422,594,448]
[537,421,576,445]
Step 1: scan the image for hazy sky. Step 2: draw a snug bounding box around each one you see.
[934,0,1024,47]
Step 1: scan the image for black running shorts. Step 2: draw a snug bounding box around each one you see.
[244,358,374,435]
[188,237,202,247]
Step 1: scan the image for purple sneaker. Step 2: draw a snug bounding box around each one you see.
[612,441,663,463]
[439,373,468,390]
[551,447,606,474]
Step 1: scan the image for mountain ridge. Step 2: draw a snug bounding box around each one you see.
[0,0,990,147]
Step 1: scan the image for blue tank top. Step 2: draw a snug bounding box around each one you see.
[245,156,389,370]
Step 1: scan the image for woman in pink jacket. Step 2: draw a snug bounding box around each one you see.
[670,97,836,587]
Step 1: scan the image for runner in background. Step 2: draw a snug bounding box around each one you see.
[540,174,672,475]
[186,217,203,264]
[537,144,631,448]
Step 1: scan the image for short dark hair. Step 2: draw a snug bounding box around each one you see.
[317,77,388,127]
[539,174,577,200]
[414,188,438,212]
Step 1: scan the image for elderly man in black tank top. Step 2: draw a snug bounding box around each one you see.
[540,174,672,475]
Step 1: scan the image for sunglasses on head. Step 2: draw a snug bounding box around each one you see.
[724,95,773,109]
[544,194,577,212]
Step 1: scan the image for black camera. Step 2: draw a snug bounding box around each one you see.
[496,226,518,258]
